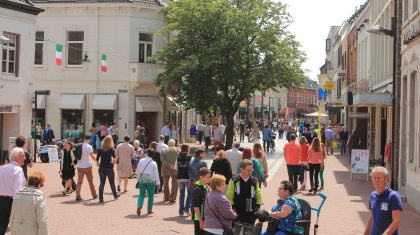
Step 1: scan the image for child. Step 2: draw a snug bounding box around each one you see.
[192,168,211,235]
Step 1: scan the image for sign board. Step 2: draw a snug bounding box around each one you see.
[351,149,369,181]
[338,70,347,77]
[323,80,335,90]
[0,106,18,113]
[47,147,59,162]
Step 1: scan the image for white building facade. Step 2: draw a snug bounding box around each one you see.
[32,0,171,143]
[0,0,43,160]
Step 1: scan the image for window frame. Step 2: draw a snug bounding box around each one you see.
[1,33,19,77]
[66,31,84,67]
[34,31,44,66]
[138,32,153,63]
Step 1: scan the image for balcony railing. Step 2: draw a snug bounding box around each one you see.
[129,62,165,84]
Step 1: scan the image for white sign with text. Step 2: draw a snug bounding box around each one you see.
[351,149,369,174]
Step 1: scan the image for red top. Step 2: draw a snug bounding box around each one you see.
[284,141,301,165]
[384,142,392,163]
[308,147,324,164]
[300,144,309,162]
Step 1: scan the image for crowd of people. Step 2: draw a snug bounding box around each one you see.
[0,116,404,235]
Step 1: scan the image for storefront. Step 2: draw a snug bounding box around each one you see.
[135,96,162,145]
[91,94,117,126]
[58,94,86,142]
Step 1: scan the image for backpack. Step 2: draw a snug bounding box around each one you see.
[251,158,264,183]
[74,143,83,160]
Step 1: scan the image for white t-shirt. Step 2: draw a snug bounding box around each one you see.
[213,128,223,141]
[77,143,93,168]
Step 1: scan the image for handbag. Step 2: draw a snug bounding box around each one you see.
[205,197,234,235]
[135,159,153,189]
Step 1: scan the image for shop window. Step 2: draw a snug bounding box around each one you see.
[93,110,115,127]
[61,109,84,142]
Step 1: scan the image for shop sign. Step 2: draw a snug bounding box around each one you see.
[338,70,347,77]
[351,149,369,174]
[403,19,420,45]
[0,106,18,113]
[323,80,335,90]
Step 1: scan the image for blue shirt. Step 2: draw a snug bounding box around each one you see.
[272,196,304,234]
[325,129,334,139]
[262,128,273,141]
[188,157,208,181]
[161,126,171,136]
[369,187,403,235]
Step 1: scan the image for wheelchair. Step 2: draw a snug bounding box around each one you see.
[253,193,327,235]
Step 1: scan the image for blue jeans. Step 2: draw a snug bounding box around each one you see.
[340,139,347,155]
[262,231,288,235]
[137,182,155,213]
[178,180,192,215]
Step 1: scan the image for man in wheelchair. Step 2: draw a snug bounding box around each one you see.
[260,180,305,235]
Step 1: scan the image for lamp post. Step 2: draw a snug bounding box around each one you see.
[367,0,399,189]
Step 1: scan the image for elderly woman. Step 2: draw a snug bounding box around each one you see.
[262,180,304,235]
[9,171,48,235]
[132,140,144,177]
[204,174,237,235]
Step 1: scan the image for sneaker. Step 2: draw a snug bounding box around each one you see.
[93,195,98,200]
[319,187,324,190]
[148,211,154,215]
[117,185,121,192]
[184,211,191,216]
[314,188,318,194]
[99,199,104,203]
[62,191,66,196]
[75,197,82,201]
[308,188,314,193]
[114,194,121,200]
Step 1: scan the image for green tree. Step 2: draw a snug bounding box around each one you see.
[153,0,306,149]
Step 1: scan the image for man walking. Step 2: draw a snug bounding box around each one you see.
[262,125,273,153]
[161,122,171,144]
[212,124,223,155]
[197,122,205,145]
[283,134,301,191]
[161,139,179,202]
[203,123,212,151]
[364,166,402,235]
[43,124,55,144]
[324,126,334,155]
[347,129,361,161]
[189,149,208,183]
[340,128,349,155]
[227,159,262,226]
[5,136,33,179]
[75,134,97,201]
[226,142,242,176]
[0,148,25,235]
[239,121,245,143]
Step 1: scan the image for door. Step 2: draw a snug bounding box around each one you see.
[357,118,368,149]
[135,112,157,146]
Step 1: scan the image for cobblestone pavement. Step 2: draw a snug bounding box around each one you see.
[5,137,420,234]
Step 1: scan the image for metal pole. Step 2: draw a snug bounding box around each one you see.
[33,91,37,163]
[261,91,264,124]
[268,96,271,124]
[391,2,398,189]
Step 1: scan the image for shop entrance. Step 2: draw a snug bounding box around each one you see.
[135,112,157,146]
[61,109,85,142]
[93,110,115,126]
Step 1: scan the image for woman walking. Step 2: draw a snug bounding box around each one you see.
[204,174,237,235]
[176,144,193,216]
[298,136,309,190]
[61,140,76,195]
[136,149,160,216]
[96,135,120,203]
[307,137,324,194]
[253,143,268,178]
[116,135,135,193]
[210,150,233,185]
[132,140,144,178]
[9,171,48,235]
[149,141,163,192]
[236,148,267,187]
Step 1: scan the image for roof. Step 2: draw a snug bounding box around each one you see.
[31,0,169,6]
[0,0,44,14]
[304,78,318,89]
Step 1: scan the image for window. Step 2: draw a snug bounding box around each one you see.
[34,31,44,65]
[2,33,18,75]
[67,31,84,65]
[404,0,409,21]
[326,39,331,52]
[139,33,153,63]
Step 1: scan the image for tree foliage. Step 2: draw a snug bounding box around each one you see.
[153,0,306,148]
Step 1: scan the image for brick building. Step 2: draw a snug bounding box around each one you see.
[286,78,318,118]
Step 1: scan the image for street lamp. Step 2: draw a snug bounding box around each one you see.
[367,13,398,189]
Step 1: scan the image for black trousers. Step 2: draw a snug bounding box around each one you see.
[287,165,300,192]
[164,136,170,145]
[194,220,206,235]
[204,137,211,150]
[239,131,245,143]
[309,163,321,189]
[98,167,118,200]
[198,131,204,144]
[0,196,13,235]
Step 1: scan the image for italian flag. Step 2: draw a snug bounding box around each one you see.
[101,54,107,72]
[55,44,62,65]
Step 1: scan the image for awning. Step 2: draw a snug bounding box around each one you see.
[0,105,18,113]
[58,94,85,110]
[91,95,117,110]
[32,95,46,109]
[136,97,162,112]
[352,93,392,106]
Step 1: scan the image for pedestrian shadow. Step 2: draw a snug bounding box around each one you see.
[125,214,152,219]
[60,198,96,205]
[48,192,67,198]
[162,216,194,225]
